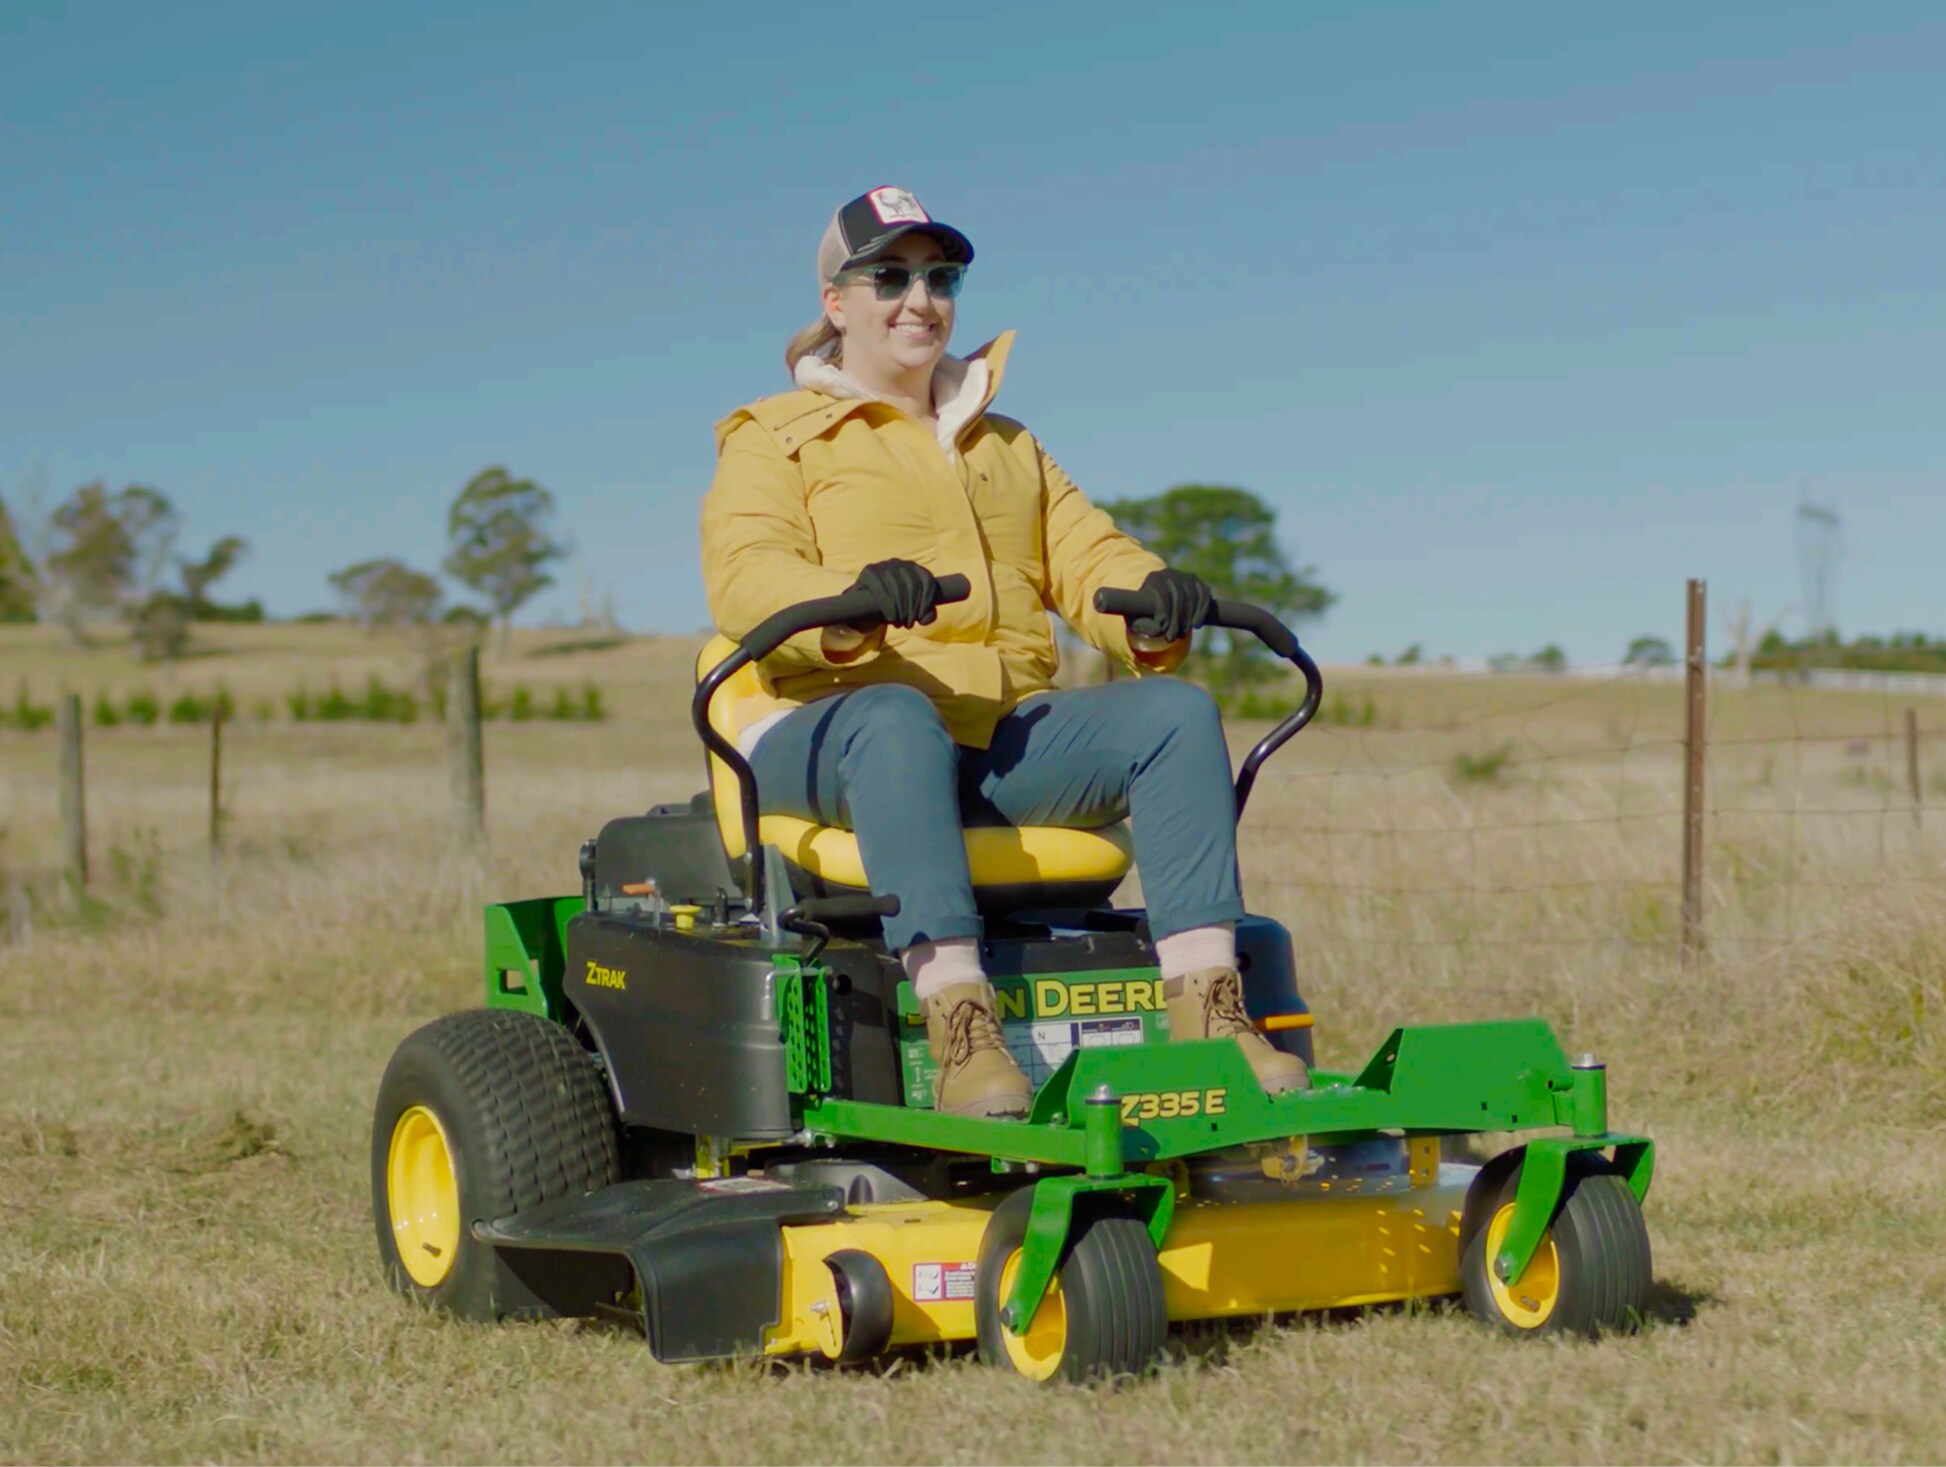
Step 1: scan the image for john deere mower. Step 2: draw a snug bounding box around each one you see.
[371,579,1654,1381]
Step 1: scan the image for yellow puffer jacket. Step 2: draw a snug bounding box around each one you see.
[700,331,1183,748]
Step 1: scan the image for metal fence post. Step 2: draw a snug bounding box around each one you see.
[1681,579,1707,964]
[57,692,87,894]
[447,644,486,842]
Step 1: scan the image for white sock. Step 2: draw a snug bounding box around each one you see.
[1155,923,1237,981]
[903,938,987,1000]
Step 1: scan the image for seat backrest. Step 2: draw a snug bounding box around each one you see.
[697,635,762,861]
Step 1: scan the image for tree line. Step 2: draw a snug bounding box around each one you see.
[1,472,1338,691]
[0,468,567,661]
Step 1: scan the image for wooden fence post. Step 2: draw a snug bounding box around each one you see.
[57,693,87,894]
[1907,707,1923,828]
[447,644,485,842]
[209,707,224,854]
[1681,579,1707,965]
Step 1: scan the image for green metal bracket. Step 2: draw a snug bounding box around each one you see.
[803,1020,1605,1167]
[1492,1134,1656,1288]
[776,955,831,1096]
[998,1168,1175,1338]
[482,896,580,1021]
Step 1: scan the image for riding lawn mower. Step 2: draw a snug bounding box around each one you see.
[371,578,1654,1381]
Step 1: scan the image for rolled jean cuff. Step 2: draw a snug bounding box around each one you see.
[1144,896,1246,944]
[884,909,984,953]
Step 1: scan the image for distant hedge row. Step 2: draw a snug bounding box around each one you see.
[287,678,606,724]
[0,677,608,729]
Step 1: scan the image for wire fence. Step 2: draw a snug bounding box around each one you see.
[7,614,1945,969]
[1232,646,1946,971]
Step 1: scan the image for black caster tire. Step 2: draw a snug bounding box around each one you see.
[371,1009,619,1321]
[824,1249,896,1363]
[1461,1150,1652,1337]
[974,1187,1166,1383]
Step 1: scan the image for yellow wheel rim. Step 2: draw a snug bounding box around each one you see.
[387,1105,460,1288]
[1483,1202,1561,1328]
[996,1250,1068,1381]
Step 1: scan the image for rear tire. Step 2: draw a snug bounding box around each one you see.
[1460,1151,1652,1337]
[974,1187,1166,1383]
[371,1009,619,1321]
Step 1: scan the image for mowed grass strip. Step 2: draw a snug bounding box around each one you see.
[2,627,1944,1462]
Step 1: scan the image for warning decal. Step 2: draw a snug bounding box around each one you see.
[911,1260,977,1302]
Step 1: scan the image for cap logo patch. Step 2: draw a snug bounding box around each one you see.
[867,186,930,225]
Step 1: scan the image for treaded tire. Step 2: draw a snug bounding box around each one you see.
[975,1187,1166,1384]
[1460,1150,1652,1338]
[371,1008,619,1321]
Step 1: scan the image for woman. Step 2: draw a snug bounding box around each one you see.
[700,186,1305,1117]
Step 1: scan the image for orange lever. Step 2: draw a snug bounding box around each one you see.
[1259,1013,1315,1032]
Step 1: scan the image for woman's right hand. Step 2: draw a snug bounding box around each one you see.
[846,559,944,629]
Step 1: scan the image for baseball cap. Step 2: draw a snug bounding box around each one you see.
[817,186,974,284]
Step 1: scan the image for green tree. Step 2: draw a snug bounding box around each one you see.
[131,534,251,662]
[443,468,565,654]
[43,483,178,642]
[1623,634,1675,667]
[1531,643,1568,674]
[181,535,248,614]
[0,496,36,622]
[328,557,444,630]
[1098,484,1334,696]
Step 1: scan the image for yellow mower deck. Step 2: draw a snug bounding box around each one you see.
[770,1160,1474,1358]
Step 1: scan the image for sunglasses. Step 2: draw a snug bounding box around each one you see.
[832,261,968,301]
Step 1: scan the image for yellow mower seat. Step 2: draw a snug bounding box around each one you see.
[699,637,1134,893]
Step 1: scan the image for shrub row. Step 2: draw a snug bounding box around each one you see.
[1223,687,1384,728]
[287,678,607,723]
[0,678,608,729]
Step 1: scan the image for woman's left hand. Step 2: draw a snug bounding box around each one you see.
[1133,568,1213,643]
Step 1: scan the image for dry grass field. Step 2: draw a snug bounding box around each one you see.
[3,623,1943,1464]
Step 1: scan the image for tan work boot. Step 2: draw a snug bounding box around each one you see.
[1164,966,1311,1095]
[922,981,1033,1118]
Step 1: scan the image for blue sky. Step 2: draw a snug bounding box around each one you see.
[4,1,1941,664]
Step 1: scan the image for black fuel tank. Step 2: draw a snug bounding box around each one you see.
[564,913,904,1139]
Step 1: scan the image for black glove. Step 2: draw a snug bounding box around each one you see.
[846,559,942,630]
[1131,568,1212,642]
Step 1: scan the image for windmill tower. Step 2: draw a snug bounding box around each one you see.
[1795,502,1843,643]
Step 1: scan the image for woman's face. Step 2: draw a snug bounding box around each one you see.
[823,233,955,387]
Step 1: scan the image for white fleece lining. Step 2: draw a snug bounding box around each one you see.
[793,351,991,458]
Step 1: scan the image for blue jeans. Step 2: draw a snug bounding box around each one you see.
[746,678,1243,950]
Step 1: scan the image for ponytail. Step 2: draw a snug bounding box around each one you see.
[784,316,842,379]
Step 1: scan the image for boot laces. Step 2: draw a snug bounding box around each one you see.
[944,998,1008,1067]
[1204,970,1254,1038]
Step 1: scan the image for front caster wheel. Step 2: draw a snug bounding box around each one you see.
[1461,1151,1653,1337]
[974,1188,1166,1383]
